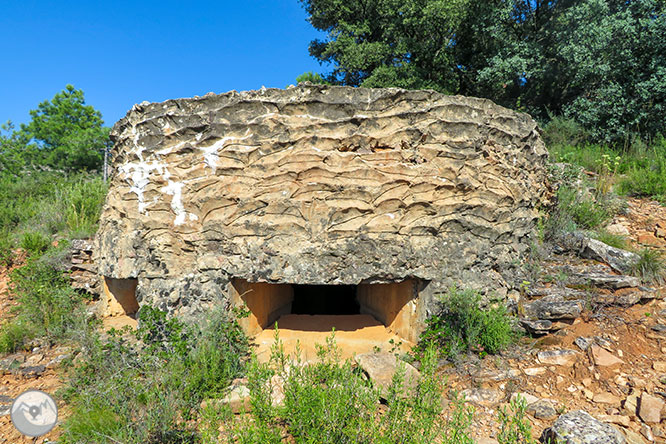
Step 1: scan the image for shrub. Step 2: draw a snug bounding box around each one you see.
[60,307,249,444]
[630,248,666,285]
[19,231,50,256]
[0,249,88,352]
[418,287,515,359]
[497,395,536,444]
[232,334,472,444]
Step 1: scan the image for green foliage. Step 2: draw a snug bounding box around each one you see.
[19,231,50,256]
[232,336,472,444]
[497,395,536,444]
[617,137,666,202]
[630,248,666,284]
[20,84,110,172]
[419,287,515,359]
[301,0,666,145]
[60,307,249,444]
[590,229,629,250]
[0,249,88,353]
[295,71,328,85]
[0,172,107,245]
[554,186,611,231]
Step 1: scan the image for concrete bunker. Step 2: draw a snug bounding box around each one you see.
[94,85,548,352]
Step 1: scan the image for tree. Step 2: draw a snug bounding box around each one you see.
[300,0,666,145]
[21,85,110,171]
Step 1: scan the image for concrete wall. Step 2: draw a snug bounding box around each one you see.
[102,277,139,316]
[229,279,294,336]
[357,280,420,343]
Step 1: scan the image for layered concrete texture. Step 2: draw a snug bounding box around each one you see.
[95,84,548,340]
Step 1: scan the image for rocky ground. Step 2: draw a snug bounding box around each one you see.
[0,197,665,443]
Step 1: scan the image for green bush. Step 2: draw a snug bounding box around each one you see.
[497,395,536,444]
[418,287,515,359]
[60,307,249,444]
[630,248,666,285]
[0,249,88,353]
[19,231,50,256]
[230,335,473,444]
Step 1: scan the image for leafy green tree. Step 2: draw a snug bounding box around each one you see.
[300,0,469,91]
[300,0,666,145]
[21,85,110,171]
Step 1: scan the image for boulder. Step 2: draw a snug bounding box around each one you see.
[523,298,583,320]
[580,238,640,274]
[355,352,420,397]
[541,410,626,444]
[638,392,665,424]
[526,399,558,420]
[537,349,578,367]
[589,345,624,367]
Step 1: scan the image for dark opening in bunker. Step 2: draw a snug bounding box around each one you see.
[291,285,360,315]
[230,279,420,343]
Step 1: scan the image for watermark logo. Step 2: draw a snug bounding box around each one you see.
[10,390,58,437]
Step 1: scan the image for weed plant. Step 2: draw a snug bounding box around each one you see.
[223,332,474,444]
[630,248,666,285]
[60,306,249,444]
[0,246,89,352]
[418,287,515,359]
[497,395,536,444]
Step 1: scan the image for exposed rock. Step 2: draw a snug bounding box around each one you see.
[651,324,666,333]
[67,238,100,296]
[523,367,546,376]
[624,429,648,444]
[460,387,503,406]
[653,361,666,372]
[593,392,622,405]
[523,297,583,320]
[638,393,665,424]
[575,336,593,351]
[571,272,641,290]
[580,238,640,274]
[0,354,24,373]
[521,319,557,335]
[541,410,626,444]
[15,365,45,378]
[607,223,631,236]
[597,414,631,428]
[589,345,625,367]
[640,424,654,442]
[355,352,420,397]
[94,85,549,321]
[624,394,639,416]
[527,399,558,419]
[537,349,578,367]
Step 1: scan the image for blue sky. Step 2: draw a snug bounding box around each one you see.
[0,1,327,127]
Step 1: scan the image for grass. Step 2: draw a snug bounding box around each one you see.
[545,120,666,203]
[0,245,89,353]
[0,170,107,352]
[224,333,475,444]
[418,287,516,359]
[630,248,666,285]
